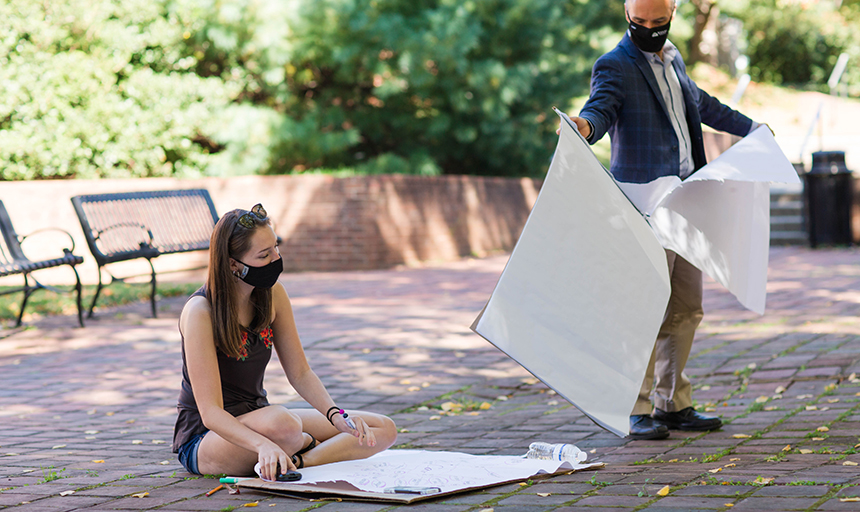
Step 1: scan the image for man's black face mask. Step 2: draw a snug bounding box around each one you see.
[627,11,671,53]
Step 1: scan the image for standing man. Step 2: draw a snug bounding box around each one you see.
[568,0,762,440]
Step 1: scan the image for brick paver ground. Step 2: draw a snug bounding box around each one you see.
[1,246,860,511]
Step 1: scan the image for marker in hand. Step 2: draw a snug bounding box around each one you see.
[341,411,357,431]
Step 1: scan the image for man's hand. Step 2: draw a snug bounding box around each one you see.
[556,116,592,140]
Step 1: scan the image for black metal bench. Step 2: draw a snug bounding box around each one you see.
[0,200,84,327]
[71,189,218,319]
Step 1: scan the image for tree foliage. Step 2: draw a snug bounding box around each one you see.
[726,0,860,90]
[1,0,625,180]
[0,0,236,180]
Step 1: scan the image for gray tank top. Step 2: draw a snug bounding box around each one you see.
[172,287,274,452]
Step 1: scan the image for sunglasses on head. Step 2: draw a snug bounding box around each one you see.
[237,203,267,229]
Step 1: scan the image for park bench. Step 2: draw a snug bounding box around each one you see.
[71,189,218,319]
[0,200,85,327]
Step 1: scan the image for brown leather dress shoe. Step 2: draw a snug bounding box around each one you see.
[652,407,722,431]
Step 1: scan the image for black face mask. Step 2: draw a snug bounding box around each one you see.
[627,12,671,53]
[235,257,283,289]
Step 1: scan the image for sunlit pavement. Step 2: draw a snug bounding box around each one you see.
[1,246,860,511]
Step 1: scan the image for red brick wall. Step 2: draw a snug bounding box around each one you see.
[0,174,541,284]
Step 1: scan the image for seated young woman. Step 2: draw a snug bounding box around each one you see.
[172,204,397,481]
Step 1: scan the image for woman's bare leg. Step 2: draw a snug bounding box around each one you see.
[196,405,304,476]
[291,409,396,467]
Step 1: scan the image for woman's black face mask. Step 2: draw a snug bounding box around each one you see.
[627,11,671,53]
[235,257,283,289]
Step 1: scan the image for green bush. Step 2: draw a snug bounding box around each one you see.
[729,0,857,89]
[0,0,236,180]
[1,0,625,180]
[195,0,625,177]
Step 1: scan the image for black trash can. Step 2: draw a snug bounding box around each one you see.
[804,151,853,248]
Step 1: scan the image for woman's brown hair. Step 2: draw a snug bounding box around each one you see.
[206,208,275,358]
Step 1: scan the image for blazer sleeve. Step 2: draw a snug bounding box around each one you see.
[693,83,753,137]
[579,55,626,144]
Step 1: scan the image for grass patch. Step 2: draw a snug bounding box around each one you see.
[38,467,65,484]
[0,281,202,322]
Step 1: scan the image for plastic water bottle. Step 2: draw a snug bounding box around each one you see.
[527,442,587,463]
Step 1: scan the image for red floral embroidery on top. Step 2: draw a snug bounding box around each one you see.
[259,327,274,349]
[235,327,274,361]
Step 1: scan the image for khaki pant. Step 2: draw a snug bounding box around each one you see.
[632,250,703,416]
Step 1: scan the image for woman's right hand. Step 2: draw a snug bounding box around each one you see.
[257,441,294,481]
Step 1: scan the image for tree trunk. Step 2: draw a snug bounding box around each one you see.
[688,0,717,65]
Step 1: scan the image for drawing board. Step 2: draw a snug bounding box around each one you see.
[239,449,603,503]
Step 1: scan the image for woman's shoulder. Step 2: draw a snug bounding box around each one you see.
[180,293,212,329]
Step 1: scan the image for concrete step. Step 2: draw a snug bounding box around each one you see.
[770,183,806,246]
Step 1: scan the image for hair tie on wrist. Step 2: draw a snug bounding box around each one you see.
[325,406,343,424]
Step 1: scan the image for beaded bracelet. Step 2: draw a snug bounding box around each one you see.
[325,406,343,424]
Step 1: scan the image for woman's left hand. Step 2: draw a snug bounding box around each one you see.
[334,413,376,447]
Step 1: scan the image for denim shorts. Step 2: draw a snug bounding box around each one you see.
[177,431,208,475]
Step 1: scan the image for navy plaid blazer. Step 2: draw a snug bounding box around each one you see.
[579,34,753,184]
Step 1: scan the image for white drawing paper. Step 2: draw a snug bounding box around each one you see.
[617,126,801,314]
[287,449,600,493]
[472,117,672,437]
[473,115,800,436]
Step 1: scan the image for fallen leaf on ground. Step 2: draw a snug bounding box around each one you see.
[132,440,143,445]
[806,406,818,411]
[775,386,787,394]
[589,449,597,454]
[547,400,559,406]
[479,402,492,410]
[467,411,480,416]
[51,445,66,449]
[537,492,551,497]
[755,396,769,403]
[59,491,75,496]
[709,468,722,473]
[701,385,711,390]
[799,449,813,454]
[84,430,99,435]
[725,504,734,508]
[840,497,860,502]
[399,379,411,385]
[151,440,165,444]
[522,378,539,385]
[91,460,105,463]
[496,396,508,401]
[782,445,791,452]
[825,384,837,392]
[668,459,678,463]
[854,443,860,449]
[441,402,462,412]
[126,419,136,424]
[407,386,420,392]
[724,463,736,468]
[764,406,777,411]
[753,477,774,485]
[131,492,148,498]
[656,485,670,496]
[422,382,430,388]
[85,436,96,440]
[843,461,858,466]
[87,409,97,415]
[242,502,258,507]
[705,407,716,412]
[732,434,751,439]
[417,406,429,411]
[849,373,857,381]
[812,437,826,441]
[361,348,370,354]
[479,509,495,512]
[797,394,813,399]
[105,412,115,416]
[817,426,830,432]
[730,458,741,461]
[159,461,170,465]
[519,482,528,486]
[827,398,840,403]
[747,363,757,369]
[428,415,441,420]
